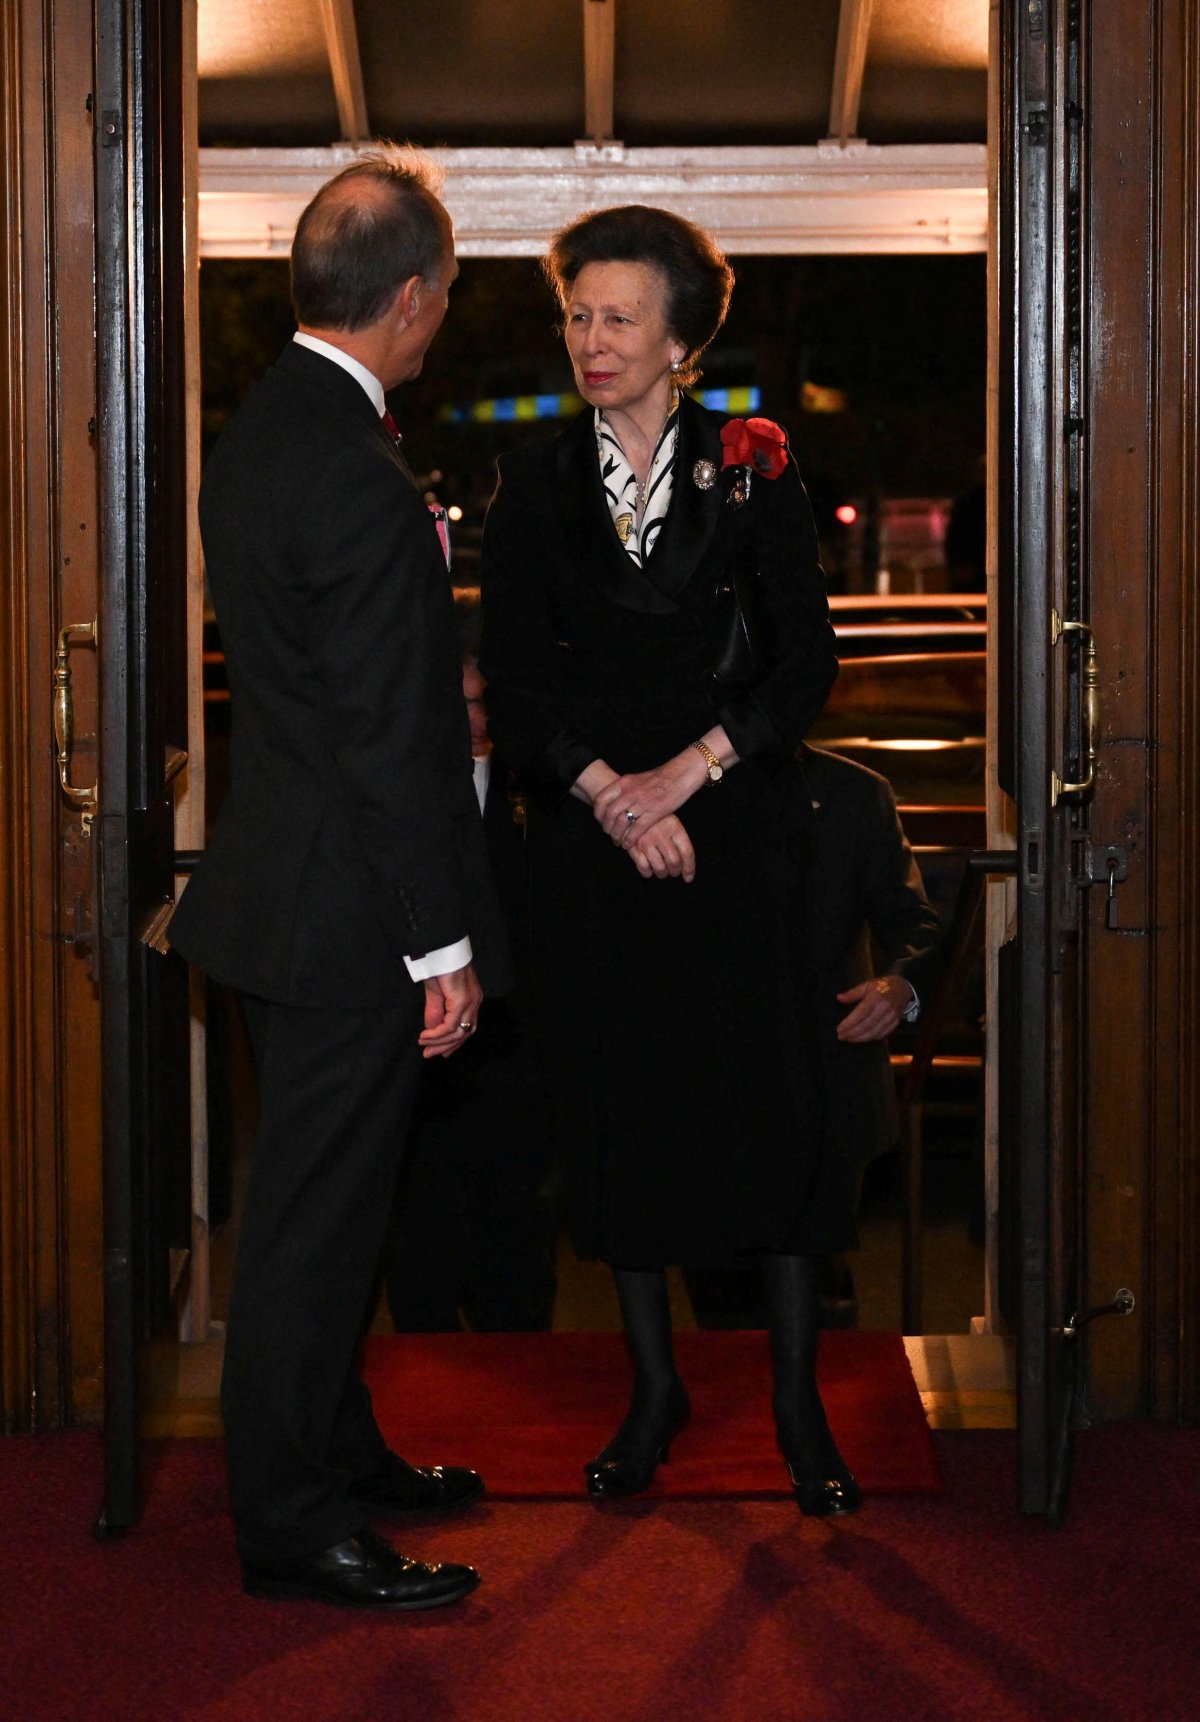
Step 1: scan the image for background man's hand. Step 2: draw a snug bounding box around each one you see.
[419,963,484,1058]
[835,975,913,1042]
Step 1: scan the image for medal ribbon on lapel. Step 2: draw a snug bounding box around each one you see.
[428,505,451,570]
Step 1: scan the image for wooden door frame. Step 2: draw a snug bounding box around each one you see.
[1,0,106,1432]
[998,0,1087,1515]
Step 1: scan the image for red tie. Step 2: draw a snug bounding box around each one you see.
[382,409,402,442]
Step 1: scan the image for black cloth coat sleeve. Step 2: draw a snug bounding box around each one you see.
[712,454,840,764]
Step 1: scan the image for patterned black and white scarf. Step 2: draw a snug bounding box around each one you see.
[595,400,679,567]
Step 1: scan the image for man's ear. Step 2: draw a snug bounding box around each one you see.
[389,275,423,328]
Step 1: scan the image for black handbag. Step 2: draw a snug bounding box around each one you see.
[713,566,774,687]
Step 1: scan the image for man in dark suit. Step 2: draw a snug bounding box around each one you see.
[685,743,943,1327]
[170,148,508,1610]
[804,742,944,1170]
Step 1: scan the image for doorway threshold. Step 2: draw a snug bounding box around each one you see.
[905,1333,1016,1428]
[139,1331,224,1437]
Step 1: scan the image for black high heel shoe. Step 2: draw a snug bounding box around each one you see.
[585,1382,691,1500]
[774,1390,862,1517]
[785,1456,862,1517]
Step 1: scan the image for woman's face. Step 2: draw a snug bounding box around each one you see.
[564,259,685,418]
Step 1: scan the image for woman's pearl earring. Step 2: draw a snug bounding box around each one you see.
[670,357,683,373]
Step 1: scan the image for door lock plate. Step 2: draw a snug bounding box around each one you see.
[1069,838,1131,926]
[1069,836,1129,886]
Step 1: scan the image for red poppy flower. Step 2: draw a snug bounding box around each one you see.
[720,417,788,479]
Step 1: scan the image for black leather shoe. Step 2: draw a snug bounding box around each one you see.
[585,1382,691,1500]
[786,1459,863,1518]
[241,1528,480,1610]
[352,1452,484,1518]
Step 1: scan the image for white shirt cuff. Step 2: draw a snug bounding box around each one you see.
[404,936,473,982]
[900,979,920,1024]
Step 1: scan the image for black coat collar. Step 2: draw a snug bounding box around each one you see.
[275,339,381,420]
[554,394,725,614]
[274,340,416,478]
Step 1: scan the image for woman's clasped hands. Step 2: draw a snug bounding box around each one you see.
[624,811,695,881]
[591,750,710,882]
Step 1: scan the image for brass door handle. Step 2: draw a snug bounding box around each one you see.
[53,619,98,827]
[163,743,188,787]
[1050,609,1098,805]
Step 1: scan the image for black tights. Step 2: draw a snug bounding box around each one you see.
[609,1268,683,1426]
[608,1255,843,1468]
[760,1251,841,1468]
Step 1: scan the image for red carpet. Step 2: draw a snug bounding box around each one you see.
[360,1331,939,1496]
[2,1425,1198,1721]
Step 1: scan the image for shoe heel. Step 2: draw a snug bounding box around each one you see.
[584,1385,690,1499]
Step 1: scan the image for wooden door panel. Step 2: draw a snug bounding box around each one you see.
[0,0,108,1431]
[1081,0,1154,1418]
[1148,0,1200,1426]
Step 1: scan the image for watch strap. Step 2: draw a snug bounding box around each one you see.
[689,739,723,782]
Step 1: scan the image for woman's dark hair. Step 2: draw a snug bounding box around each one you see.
[291,144,449,332]
[544,204,734,387]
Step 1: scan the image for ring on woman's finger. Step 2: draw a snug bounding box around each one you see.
[625,809,639,824]
[458,1019,474,1032]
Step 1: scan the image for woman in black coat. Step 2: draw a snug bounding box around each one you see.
[480,205,855,1514]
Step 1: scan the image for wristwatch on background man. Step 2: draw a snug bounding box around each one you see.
[690,739,724,785]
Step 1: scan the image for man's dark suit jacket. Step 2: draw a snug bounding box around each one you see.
[802,744,944,1173]
[170,341,507,1005]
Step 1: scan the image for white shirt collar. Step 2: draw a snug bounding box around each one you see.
[293,332,386,417]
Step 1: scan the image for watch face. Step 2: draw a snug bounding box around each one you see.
[709,762,724,782]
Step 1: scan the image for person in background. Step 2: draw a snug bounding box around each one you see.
[169,147,508,1611]
[480,204,854,1516]
[945,453,987,592]
[386,641,557,1334]
[685,743,945,1330]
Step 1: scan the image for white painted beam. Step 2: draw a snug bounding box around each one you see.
[199,143,988,259]
[318,0,368,144]
[827,0,876,146]
[581,0,617,146]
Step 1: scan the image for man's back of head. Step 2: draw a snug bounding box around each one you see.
[291,144,449,333]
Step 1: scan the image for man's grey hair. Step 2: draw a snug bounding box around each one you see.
[290,143,450,332]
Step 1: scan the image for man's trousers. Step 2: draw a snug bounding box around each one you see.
[225,990,423,1561]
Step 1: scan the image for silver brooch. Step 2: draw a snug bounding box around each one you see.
[692,459,717,491]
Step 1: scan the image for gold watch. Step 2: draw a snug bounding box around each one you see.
[690,739,724,785]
